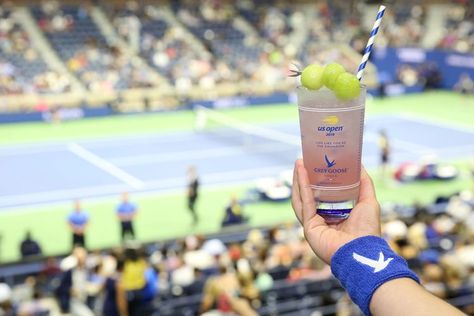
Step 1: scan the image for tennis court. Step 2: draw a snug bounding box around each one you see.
[0,92,473,261]
[1,111,473,210]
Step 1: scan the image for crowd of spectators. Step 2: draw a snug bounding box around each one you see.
[74,0,474,93]
[172,0,294,89]
[36,0,158,92]
[377,3,426,49]
[0,189,473,315]
[110,2,220,90]
[437,0,474,53]
[0,6,70,95]
[1,0,472,97]
[67,41,157,92]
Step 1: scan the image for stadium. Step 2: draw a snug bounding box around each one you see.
[0,0,473,315]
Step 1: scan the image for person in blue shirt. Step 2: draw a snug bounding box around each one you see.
[67,200,89,249]
[116,192,137,241]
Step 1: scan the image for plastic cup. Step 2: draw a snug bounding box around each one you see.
[296,86,366,223]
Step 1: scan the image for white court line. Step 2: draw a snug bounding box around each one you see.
[0,133,194,155]
[0,165,290,211]
[67,143,144,189]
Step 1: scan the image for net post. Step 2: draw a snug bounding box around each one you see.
[194,104,207,131]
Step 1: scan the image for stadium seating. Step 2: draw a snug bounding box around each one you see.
[0,0,471,110]
[32,4,157,91]
[0,9,65,95]
[2,189,474,315]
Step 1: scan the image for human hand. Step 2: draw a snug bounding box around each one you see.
[74,227,84,234]
[291,159,381,264]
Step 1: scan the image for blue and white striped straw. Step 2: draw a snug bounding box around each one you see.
[356,5,386,81]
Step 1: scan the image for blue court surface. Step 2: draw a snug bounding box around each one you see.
[1,114,473,209]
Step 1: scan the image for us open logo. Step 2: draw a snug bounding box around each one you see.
[317,115,344,136]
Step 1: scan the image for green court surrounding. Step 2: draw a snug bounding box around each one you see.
[0,92,473,263]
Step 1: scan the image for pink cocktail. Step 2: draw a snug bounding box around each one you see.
[297,86,366,223]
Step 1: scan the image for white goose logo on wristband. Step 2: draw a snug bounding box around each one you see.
[353,252,394,273]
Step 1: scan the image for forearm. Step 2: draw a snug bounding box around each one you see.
[330,236,450,316]
[116,283,129,316]
[370,278,465,316]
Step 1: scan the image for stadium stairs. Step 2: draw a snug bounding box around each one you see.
[422,4,451,48]
[91,5,167,88]
[288,4,312,56]
[158,6,212,60]
[17,7,85,94]
[1,7,86,111]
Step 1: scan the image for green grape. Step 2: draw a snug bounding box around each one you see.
[301,64,324,90]
[333,72,361,101]
[322,63,345,90]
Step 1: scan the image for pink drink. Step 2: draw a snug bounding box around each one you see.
[297,86,366,223]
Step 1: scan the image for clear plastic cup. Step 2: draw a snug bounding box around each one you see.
[296,86,366,224]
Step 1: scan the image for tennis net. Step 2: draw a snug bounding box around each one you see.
[194,105,301,161]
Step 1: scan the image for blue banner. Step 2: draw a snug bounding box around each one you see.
[0,106,113,124]
[372,47,474,89]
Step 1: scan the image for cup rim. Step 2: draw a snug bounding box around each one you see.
[296,84,367,91]
[296,84,367,107]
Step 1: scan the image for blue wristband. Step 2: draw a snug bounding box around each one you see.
[331,236,420,316]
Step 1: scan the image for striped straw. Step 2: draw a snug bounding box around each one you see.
[356,5,386,81]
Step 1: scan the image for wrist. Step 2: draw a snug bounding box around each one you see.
[369,277,420,315]
[330,236,419,316]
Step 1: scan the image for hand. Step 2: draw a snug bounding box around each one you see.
[74,227,84,234]
[291,159,381,264]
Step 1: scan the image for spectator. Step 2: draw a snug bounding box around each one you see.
[102,255,123,316]
[41,257,61,279]
[67,200,90,249]
[120,245,157,316]
[0,283,12,316]
[200,265,257,315]
[185,268,206,295]
[116,192,138,241]
[15,283,60,315]
[55,247,94,316]
[454,72,474,95]
[221,195,247,227]
[19,231,42,259]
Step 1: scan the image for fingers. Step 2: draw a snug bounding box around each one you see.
[296,161,327,233]
[291,160,303,224]
[358,165,377,204]
[349,166,381,235]
[295,161,317,224]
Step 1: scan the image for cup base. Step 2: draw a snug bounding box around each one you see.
[316,200,355,224]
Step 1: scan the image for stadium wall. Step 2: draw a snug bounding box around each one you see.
[0,106,113,123]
